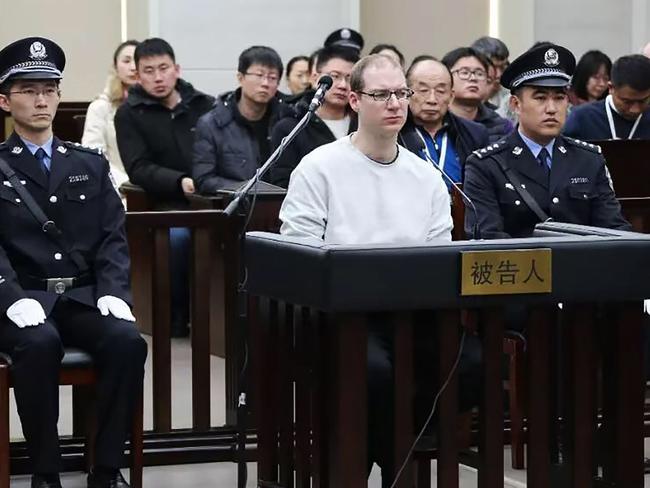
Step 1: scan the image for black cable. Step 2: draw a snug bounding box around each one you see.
[387,329,467,488]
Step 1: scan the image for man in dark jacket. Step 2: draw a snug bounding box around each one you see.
[399,55,489,186]
[192,46,290,194]
[266,46,359,188]
[115,38,215,205]
[114,37,214,337]
[442,47,513,143]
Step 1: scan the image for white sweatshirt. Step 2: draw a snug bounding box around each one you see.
[279,135,453,245]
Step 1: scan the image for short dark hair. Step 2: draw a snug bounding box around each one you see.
[113,40,139,67]
[405,55,454,88]
[441,46,491,73]
[238,46,283,76]
[571,50,612,101]
[315,46,360,72]
[611,54,650,91]
[134,38,175,67]
[350,54,401,93]
[369,43,405,67]
[286,55,309,78]
[471,36,509,61]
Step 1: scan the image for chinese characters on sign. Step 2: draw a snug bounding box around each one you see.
[462,249,551,295]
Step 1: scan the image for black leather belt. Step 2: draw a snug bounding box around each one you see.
[20,273,94,294]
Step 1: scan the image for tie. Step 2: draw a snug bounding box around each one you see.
[537,147,551,180]
[35,147,50,174]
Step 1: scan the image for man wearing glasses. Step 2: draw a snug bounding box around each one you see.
[0,37,147,488]
[279,54,455,485]
[442,46,513,143]
[267,45,359,188]
[192,45,290,193]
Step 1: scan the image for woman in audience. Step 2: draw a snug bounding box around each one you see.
[369,43,405,69]
[82,39,139,190]
[568,49,611,106]
[285,55,310,95]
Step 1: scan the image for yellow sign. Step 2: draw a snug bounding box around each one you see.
[461,249,552,296]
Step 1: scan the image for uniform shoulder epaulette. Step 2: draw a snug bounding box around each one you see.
[563,137,602,154]
[471,140,508,159]
[62,141,104,156]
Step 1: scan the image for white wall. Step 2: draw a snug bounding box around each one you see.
[149,0,360,96]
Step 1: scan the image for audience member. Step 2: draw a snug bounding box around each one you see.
[399,55,488,188]
[115,37,215,337]
[267,46,359,188]
[642,41,650,58]
[0,36,147,488]
[82,40,139,192]
[442,46,513,142]
[471,36,514,120]
[564,54,650,140]
[307,47,323,81]
[192,46,289,193]
[323,28,364,54]
[464,43,630,239]
[285,55,310,95]
[369,43,405,69]
[568,50,611,106]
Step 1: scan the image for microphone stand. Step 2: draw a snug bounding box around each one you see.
[222,105,317,488]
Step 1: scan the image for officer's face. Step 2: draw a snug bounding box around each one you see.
[237,63,280,106]
[609,84,650,120]
[349,62,409,137]
[313,57,355,110]
[0,80,60,135]
[136,54,180,100]
[511,86,568,144]
[407,60,453,128]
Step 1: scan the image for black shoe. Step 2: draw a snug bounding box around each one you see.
[87,469,130,488]
[31,473,62,488]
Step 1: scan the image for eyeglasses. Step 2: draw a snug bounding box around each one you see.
[244,72,280,84]
[357,88,414,102]
[9,87,60,99]
[321,71,352,84]
[451,68,488,81]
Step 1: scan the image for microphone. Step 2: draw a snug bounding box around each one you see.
[405,131,482,239]
[308,75,333,112]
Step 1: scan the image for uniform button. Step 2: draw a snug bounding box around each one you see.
[79,194,86,201]
[15,198,20,203]
[49,195,58,203]
[583,194,588,199]
[552,197,559,204]
[54,253,62,260]
[515,200,521,206]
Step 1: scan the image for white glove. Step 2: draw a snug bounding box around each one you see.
[644,299,650,315]
[97,295,136,322]
[6,298,46,328]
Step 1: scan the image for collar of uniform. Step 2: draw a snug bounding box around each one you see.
[19,135,53,159]
[517,128,554,159]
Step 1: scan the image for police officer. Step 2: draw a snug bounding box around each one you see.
[463,43,631,238]
[0,37,146,488]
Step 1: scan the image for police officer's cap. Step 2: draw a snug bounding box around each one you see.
[0,37,65,87]
[500,43,575,91]
[324,28,364,53]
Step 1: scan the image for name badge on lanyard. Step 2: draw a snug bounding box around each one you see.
[416,129,448,170]
[606,94,642,140]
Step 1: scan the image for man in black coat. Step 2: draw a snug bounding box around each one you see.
[464,43,631,239]
[266,46,359,188]
[0,37,146,488]
[192,46,290,193]
[114,38,215,337]
[398,55,489,186]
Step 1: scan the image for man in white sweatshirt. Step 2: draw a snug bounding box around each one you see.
[279,54,458,487]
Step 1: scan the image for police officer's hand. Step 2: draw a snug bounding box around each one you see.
[6,298,47,328]
[181,177,195,194]
[97,295,136,322]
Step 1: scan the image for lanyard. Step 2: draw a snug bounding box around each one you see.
[416,128,448,171]
[605,94,642,140]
